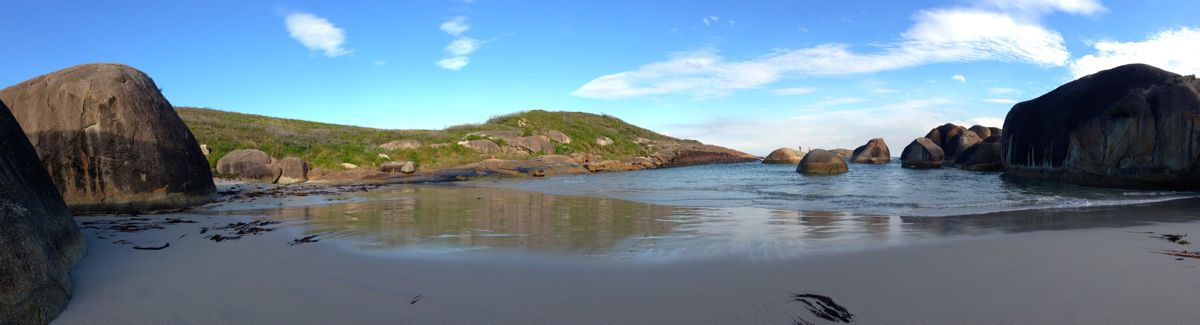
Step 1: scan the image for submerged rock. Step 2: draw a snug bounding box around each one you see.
[0,100,85,324]
[796,149,848,175]
[900,138,945,169]
[762,147,805,164]
[849,138,890,164]
[1002,64,1200,189]
[0,63,216,213]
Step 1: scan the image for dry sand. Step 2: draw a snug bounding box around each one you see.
[52,187,1200,324]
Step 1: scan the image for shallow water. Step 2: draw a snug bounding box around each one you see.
[209,171,1200,261]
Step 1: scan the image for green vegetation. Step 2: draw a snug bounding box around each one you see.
[177,107,685,171]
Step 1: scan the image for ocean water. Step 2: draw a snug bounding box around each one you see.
[477,161,1198,217]
[217,162,1200,260]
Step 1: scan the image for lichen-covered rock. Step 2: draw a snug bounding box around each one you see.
[0,63,216,213]
[796,149,848,175]
[215,149,280,183]
[506,135,555,154]
[595,136,614,146]
[380,160,416,173]
[458,139,502,153]
[379,140,422,151]
[762,147,805,164]
[901,138,945,169]
[544,130,571,143]
[1002,64,1200,189]
[849,138,890,164]
[0,100,85,324]
[275,157,309,184]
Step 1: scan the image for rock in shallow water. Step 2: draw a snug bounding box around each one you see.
[797,149,848,175]
[1002,63,1200,189]
[0,63,216,213]
[850,138,890,164]
[762,147,804,164]
[0,100,85,324]
[901,138,944,169]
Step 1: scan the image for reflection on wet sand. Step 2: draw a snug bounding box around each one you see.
[210,184,1200,259]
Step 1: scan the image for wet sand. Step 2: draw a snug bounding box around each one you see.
[54,185,1200,324]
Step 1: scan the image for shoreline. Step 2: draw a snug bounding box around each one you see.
[55,189,1200,323]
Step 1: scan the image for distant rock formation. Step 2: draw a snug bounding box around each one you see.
[379,140,422,151]
[0,100,85,324]
[955,135,1002,171]
[946,131,981,159]
[924,123,966,154]
[796,149,849,175]
[762,147,805,164]
[0,63,216,213]
[458,139,502,153]
[829,148,853,159]
[900,138,945,169]
[543,130,571,143]
[380,160,416,173]
[968,125,992,139]
[850,138,890,164]
[1002,63,1200,189]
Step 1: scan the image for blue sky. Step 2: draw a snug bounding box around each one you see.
[3,0,1199,154]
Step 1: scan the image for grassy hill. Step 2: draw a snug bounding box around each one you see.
[176,107,690,171]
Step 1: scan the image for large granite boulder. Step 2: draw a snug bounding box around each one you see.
[0,63,216,213]
[274,157,309,184]
[946,131,981,159]
[968,125,992,139]
[0,100,85,324]
[1002,64,1200,189]
[829,148,853,159]
[458,139,501,153]
[900,138,945,169]
[595,136,614,146]
[850,138,890,164]
[955,136,1003,171]
[924,123,966,152]
[379,140,422,151]
[762,147,804,164]
[380,160,416,173]
[506,135,555,154]
[796,149,848,175]
[215,149,280,183]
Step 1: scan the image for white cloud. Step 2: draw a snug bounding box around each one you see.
[988,87,1020,94]
[953,74,967,83]
[573,7,1070,99]
[977,0,1105,15]
[437,17,483,71]
[1070,27,1200,78]
[703,15,719,26]
[440,16,470,36]
[873,88,900,93]
[436,57,470,71]
[966,117,1005,128]
[663,99,955,155]
[770,87,819,95]
[814,97,866,106]
[985,98,1018,104]
[285,12,350,57]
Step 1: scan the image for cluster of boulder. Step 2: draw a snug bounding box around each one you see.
[214,149,313,184]
[900,123,1003,171]
[1,63,220,323]
[770,139,891,175]
[452,130,560,155]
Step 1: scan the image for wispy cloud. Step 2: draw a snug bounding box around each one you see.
[285,12,350,57]
[952,75,967,83]
[573,3,1075,99]
[988,87,1020,94]
[873,88,900,93]
[703,15,719,26]
[1070,27,1200,78]
[770,87,819,95]
[814,97,866,107]
[437,16,482,71]
[985,98,1018,104]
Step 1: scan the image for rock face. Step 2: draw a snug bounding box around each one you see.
[380,160,416,173]
[924,123,966,152]
[762,147,805,164]
[0,100,85,324]
[901,138,945,169]
[829,148,853,159]
[955,136,1003,171]
[1002,64,1200,189]
[796,149,849,175]
[544,130,571,143]
[506,135,555,154]
[275,157,309,184]
[968,125,992,139]
[0,63,216,213]
[654,144,760,168]
[946,131,981,159]
[379,140,422,151]
[850,138,890,164]
[215,149,281,183]
[459,139,502,153]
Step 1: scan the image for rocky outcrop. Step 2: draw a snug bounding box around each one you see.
[275,157,309,184]
[924,123,966,153]
[850,138,890,164]
[946,131,981,159]
[968,125,992,139]
[796,149,848,174]
[654,144,759,168]
[1002,64,1200,189]
[340,163,359,170]
[380,160,416,173]
[544,130,571,143]
[955,136,1002,171]
[458,139,502,153]
[762,148,805,164]
[1,100,85,324]
[901,138,945,169]
[506,135,555,154]
[215,149,280,183]
[0,63,216,213]
[379,140,422,151]
[829,148,853,159]
[595,136,614,146]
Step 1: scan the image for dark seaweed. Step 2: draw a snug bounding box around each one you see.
[790,293,854,323]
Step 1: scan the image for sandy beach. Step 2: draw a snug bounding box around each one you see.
[51,184,1200,324]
